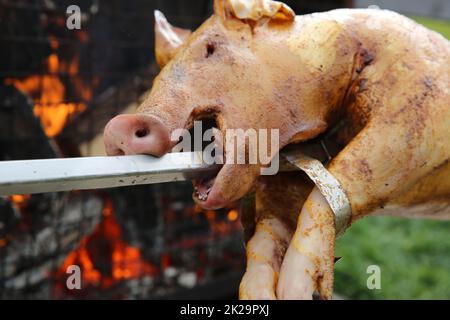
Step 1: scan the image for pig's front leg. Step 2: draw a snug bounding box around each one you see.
[239,173,314,299]
[239,217,292,300]
[277,97,446,299]
[277,188,335,299]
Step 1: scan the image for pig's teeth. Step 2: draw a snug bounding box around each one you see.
[193,176,217,202]
[197,188,212,201]
[198,193,208,201]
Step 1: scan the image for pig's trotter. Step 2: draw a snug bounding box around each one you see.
[277,188,335,300]
[239,218,292,300]
[240,173,312,300]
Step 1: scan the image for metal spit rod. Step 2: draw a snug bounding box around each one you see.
[0,152,218,196]
[0,152,298,196]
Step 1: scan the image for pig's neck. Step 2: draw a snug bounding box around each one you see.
[276,14,370,144]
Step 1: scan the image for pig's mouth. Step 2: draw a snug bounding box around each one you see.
[191,161,233,210]
[182,114,262,210]
[186,116,229,209]
[192,170,220,202]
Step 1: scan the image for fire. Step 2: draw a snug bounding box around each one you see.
[9,194,30,205]
[227,209,239,221]
[60,240,102,284]
[4,37,91,137]
[57,198,158,289]
[8,194,31,211]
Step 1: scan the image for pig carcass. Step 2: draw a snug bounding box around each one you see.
[103,0,450,299]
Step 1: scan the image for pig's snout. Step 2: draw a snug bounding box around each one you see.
[103,114,171,157]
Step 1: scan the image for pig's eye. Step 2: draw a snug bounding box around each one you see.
[205,42,216,58]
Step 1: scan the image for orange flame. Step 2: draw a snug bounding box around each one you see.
[4,37,91,137]
[60,239,102,284]
[57,199,158,288]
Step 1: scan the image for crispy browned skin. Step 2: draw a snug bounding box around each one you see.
[104,0,450,300]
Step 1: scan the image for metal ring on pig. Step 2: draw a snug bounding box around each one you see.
[284,151,352,237]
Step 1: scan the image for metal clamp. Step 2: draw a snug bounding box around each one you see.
[284,150,352,237]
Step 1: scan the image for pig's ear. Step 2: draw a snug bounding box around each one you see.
[154,10,192,68]
[214,0,295,24]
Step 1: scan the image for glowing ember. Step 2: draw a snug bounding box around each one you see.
[227,209,239,221]
[9,194,30,205]
[205,209,241,236]
[8,194,30,211]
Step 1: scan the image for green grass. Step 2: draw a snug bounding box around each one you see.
[334,17,450,300]
[411,16,450,39]
[335,217,450,299]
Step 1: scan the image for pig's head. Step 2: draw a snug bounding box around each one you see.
[104,0,352,209]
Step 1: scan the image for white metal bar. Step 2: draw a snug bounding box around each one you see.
[0,152,219,196]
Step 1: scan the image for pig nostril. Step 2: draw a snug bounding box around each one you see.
[116,149,125,156]
[135,128,149,138]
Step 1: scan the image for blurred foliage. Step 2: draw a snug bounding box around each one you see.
[334,16,450,300]
[412,16,450,39]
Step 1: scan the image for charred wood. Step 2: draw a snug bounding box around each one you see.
[0,85,59,160]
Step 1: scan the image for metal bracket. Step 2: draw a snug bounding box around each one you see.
[283,150,352,237]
